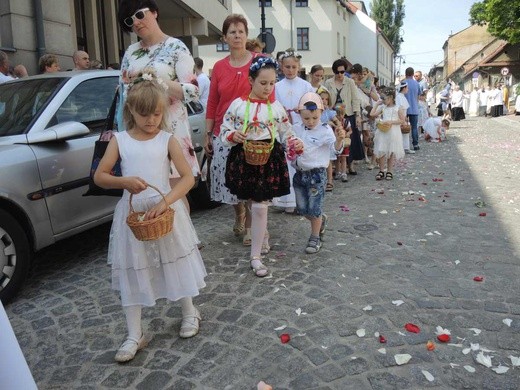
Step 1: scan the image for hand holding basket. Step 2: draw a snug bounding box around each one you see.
[376,121,392,132]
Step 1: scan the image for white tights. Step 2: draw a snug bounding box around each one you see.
[250,202,268,259]
[122,297,196,338]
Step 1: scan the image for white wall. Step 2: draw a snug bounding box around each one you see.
[347,8,377,70]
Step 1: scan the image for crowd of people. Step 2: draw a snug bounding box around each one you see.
[0,0,516,366]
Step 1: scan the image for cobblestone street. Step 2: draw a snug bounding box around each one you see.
[5,115,520,389]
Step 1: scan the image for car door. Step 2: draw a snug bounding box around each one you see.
[29,76,120,236]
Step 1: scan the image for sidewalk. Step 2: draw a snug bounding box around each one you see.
[5,116,520,389]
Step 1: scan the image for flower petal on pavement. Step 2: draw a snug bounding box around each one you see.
[491,365,509,374]
[394,354,412,365]
[502,318,512,327]
[404,323,421,333]
[475,351,492,368]
[421,370,435,382]
[464,365,476,373]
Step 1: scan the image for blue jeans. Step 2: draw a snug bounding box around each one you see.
[293,168,326,218]
[408,114,419,147]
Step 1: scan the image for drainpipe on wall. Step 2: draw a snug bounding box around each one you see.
[33,0,46,59]
[376,30,379,81]
[290,0,293,49]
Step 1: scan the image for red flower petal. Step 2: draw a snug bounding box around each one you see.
[437,334,450,343]
[426,341,436,351]
[404,323,420,333]
[379,335,387,343]
[280,333,291,344]
[479,212,487,217]
[473,276,484,282]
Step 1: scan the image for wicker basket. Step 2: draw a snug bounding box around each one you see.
[376,121,392,132]
[400,123,411,134]
[243,123,274,166]
[126,184,174,241]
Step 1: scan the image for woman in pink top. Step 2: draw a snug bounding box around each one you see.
[204,14,259,241]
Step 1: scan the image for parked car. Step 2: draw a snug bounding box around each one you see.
[0,70,211,304]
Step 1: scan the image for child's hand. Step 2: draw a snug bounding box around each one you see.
[125,177,147,194]
[291,138,304,153]
[145,200,169,221]
[232,131,247,144]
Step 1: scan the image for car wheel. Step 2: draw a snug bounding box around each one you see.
[0,210,31,304]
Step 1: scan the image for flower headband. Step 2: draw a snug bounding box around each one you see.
[127,68,169,92]
[279,50,302,60]
[249,56,279,73]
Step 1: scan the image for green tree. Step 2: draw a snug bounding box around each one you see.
[370,0,405,53]
[469,0,520,44]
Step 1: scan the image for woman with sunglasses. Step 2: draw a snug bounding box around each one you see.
[117,1,200,207]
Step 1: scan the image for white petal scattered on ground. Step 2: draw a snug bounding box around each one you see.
[363,305,373,311]
[264,274,273,279]
[417,239,428,242]
[296,333,306,337]
[464,365,476,373]
[393,223,397,226]
[450,363,460,368]
[342,274,346,278]
[491,366,509,374]
[222,241,230,245]
[337,283,342,287]
[502,318,513,327]
[394,354,412,365]
[426,232,434,236]
[274,325,287,331]
[470,343,480,351]
[435,326,451,335]
[475,351,493,368]
[280,283,287,288]
[448,343,464,348]
[356,329,366,337]
[509,355,520,367]
[377,348,386,354]
[421,370,435,382]
[469,328,482,336]
[398,331,406,336]
[351,356,357,360]
[295,308,302,316]
[392,300,405,306]
[368,215,373,218]
[336,243,347,246]
[462,348,471,355]
[321,346,328,349]
[434,231,442,235]
[454,260,461,265]
[374,332,380,337]
[480,347,496,353]
[380,210,388,214]
[273,287,280,293]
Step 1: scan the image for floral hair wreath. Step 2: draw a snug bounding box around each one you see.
[127,67,169,92]
[249,56,279,73]
[280,50,302,60]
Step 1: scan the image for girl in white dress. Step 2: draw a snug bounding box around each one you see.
[94,76,206,363]
[272,49,314,213]
[370,88,405,180]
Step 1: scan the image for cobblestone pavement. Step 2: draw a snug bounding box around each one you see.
[5,115,520,390]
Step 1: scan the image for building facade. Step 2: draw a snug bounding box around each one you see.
[0,0,229,75]
[198,0,394,83]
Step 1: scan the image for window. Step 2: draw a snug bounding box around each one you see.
[337,32,340,55]
[259,0,272,6]
[216,42,229,52]
[297,28,309,50]
[296,0,308,6]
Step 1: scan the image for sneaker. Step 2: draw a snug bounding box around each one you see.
[334,173,341,180]
[305,236,322,254]
[413,145,420,151]
[341,173,348,182]
[405,149,416,154]
[319,214,328,239]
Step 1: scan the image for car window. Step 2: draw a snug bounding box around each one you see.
[52,77,118,132]
[0,78,63,137]
[186,101,204,116]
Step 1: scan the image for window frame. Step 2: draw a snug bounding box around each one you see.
[296,0,308,7]
[259,0,272,6]
[296,27,310,51]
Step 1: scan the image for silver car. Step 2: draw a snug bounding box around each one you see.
[0,70,210,303]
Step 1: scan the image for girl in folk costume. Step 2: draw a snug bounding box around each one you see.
[370,88,405,181]
[272,49,314,213]
[221,57,303,277]
[94,75,206,362]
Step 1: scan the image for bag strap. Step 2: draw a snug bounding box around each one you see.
[99,89,119,140]
[241,99,275,146]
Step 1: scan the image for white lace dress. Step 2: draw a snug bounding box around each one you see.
[108,131,206,307]
[373,105,405,160]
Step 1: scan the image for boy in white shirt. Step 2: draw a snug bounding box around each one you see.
[292,92,346,253]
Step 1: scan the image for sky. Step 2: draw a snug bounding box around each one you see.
[367,0,478,75]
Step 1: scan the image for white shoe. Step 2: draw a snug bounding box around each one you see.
[405,149,416,154]
[114,334,149,362]
[179,308,201,338]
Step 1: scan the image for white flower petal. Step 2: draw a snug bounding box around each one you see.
[475,351,492,368]
[356,328,366,337]
[435,326,451,335]
[469,328,481,336]
[434,231,442,235]
[449,363,460,368]
[392,300,404,306]
[374,332,380,337]
[421,370,435,382]
[462,348,471,355]
[464,365,476,373]
[509,355,520,367]
[454,260,461,265]
[336,242,347,246]
[363,305,373,311]
[295,308,302,316]
[380,210,388,214]
[448,343,464,348]
[321,345,328,349]
[491,365,509,374]
[273,287,280,293]
[502,318,513,327]
[470,343,480,351]
[426,232,434,236]
[398,331,406,336]
[394,354,412,365]
[377,348,386,354]
[274,325,287,331]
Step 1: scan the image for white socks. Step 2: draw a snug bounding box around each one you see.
[123,305,142,341]
[180,296,196,317]
[250,202,268,259]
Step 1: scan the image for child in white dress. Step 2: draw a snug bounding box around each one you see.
[94,75,206,363]
[370,88,405,180]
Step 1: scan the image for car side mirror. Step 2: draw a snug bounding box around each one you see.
[26,122,90,143]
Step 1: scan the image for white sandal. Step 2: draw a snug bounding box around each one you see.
[114,334,149,363]
[250,256,269,277]
[243,228,252,246]
[179,308,201,338]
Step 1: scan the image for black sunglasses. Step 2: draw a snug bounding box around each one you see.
[335,70,346,75]
[124,7,149,27]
